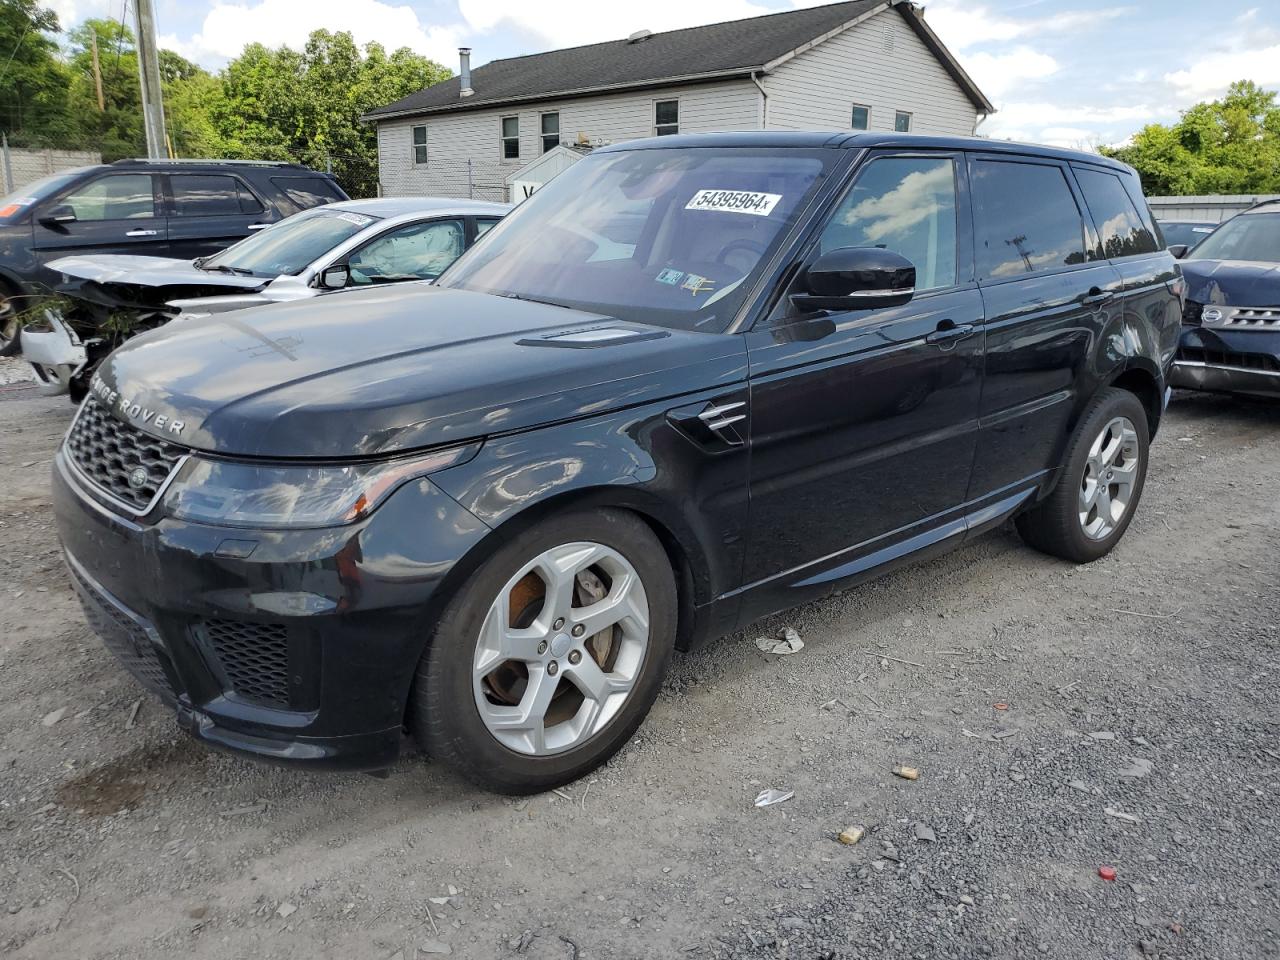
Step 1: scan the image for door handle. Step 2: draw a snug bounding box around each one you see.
[247,223,271,231]
[125,228,158,237]
[1083,286,1114,306]
[925,321,975,346]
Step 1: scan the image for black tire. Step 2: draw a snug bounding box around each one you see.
[0,281,20,357]
[410,508,677,794]
[1016,387,1150,563]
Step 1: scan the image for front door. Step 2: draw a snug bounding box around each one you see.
[740,151,984,614]
[31,173,168,282]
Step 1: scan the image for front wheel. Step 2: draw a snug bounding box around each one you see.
[1016,387,1150,563]
[410,508,676,794]
[0,283,20,357]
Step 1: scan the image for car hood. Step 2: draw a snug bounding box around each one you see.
[1180,258,1280,307]
[49,254,269,291]
[94,285,747,458]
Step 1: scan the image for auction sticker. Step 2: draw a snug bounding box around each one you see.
[685,189,782,217]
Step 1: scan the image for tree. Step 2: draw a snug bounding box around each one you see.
[65,17,146,159]
[1105,81,1280,195]
[0,0,78,146]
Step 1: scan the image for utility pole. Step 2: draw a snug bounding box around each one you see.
[133,0,167,159]
[90,32,105,112]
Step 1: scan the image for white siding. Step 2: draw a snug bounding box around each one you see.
[763,8,977,136]
[376,79,760,198]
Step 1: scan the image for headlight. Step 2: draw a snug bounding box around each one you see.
[161,444,478,528]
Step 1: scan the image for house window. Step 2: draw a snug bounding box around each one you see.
[851,105,870,130]
[894,111,912,133]
[541,113,560,153]
[501,116,520,159]
[654,99,679,136]
[412,125,427,164]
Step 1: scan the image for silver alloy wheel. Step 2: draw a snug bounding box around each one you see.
[1078,415,1140,540]
[472,541,650,756]
[0,304,16,351]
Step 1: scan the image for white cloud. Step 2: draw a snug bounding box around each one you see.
[45,0,117,28]
[456,0,773,50]
[961,46,1058,100]
[165,0,464,66]
[1164,44,1280,99]
[922,1,1130,53]
[984,101,1177,148]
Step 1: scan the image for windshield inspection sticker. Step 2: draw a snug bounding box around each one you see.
[681,273,715,296]
[685,189,782,217]
[334,212,374,227]
[655,268,685,286]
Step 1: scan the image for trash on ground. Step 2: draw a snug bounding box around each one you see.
[1104,806,1140,823]
[1119,757,1153,778]
[838,825,865,845]
[993,702,1009,711]
[913,822,937,843]
[755,627,804,656]
[754,788,794,807]
[275,902,297,919]
[419,940,452,955]
[1089,731,1117,741]
[893,765,920,780]
[1098,865,1117,881]
[41,707,68,727]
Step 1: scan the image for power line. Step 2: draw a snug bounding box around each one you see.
[0,16,34,86]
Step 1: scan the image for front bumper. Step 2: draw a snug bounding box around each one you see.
[1169,327,1280,399]
[53,449,491,771]
[20,310,86,396]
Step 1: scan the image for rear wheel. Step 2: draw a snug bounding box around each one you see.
[1016,387,1149,563]
[0,281,21,357]
[410,508,676,794]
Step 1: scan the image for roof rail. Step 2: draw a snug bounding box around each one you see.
[110,158,307,168]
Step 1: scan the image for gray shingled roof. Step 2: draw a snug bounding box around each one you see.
[364,0,991,120]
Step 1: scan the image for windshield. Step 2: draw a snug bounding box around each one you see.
[1188,212,1280,263]
[199,208,379,277]
[1159,221,1216,249]
[0,170,86,219]
[438,147,833,332]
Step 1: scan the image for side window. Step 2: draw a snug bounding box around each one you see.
[412,125,428,165]
[654,100,679,136]
[540,113,559,153]
[270,177,344,213]
[818,155,958,292]
[171,174,247,217]
[475,218,501,239]
[347,219,466,284]
[1074,167,1158,259]
[851,105,870,130]
[501,117,520,159]
[971,160,1086,280]
[58,174,156,220]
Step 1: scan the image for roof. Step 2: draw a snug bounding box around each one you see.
[329,197,511,217]
[364,0,992,121]
[593,131,1133,170]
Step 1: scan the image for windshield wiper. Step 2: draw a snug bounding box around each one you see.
[201,263,255,277]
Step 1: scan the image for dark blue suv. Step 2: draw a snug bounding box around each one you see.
[0,159,347,354]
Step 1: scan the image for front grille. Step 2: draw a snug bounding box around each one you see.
[65,396,186,512]
[1177,347,1280,372]
[67,557,176,701]
[1183,300,1203,327]
[1222,306,1280,329]
[204,620,292,709]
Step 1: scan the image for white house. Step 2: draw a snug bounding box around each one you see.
[364,0,992,201]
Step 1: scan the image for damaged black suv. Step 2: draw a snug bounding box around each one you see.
[53,134,1181,793]
[0,158,346,354]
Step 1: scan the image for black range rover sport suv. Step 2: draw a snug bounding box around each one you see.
[53,133,1182,793]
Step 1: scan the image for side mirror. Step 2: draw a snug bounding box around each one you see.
[318,263,350,290]
[791,247,916,313]
[1167,244,1189,260]
[39,204,77,226]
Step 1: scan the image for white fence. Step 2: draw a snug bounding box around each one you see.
[1,147,102,194]
[1147,194,1280,223]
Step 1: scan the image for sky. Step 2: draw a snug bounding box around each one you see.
[42,0,1280,148]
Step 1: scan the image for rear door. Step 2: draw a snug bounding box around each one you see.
[31,172,168,268]
[164,173,270,260]
[967,153,1123,501]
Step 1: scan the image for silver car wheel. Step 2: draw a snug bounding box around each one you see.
[1078,415,1140,541]
[471,541,650,757]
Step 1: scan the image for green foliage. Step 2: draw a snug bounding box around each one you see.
[1104,81,1280,195]
[1,1,447,196]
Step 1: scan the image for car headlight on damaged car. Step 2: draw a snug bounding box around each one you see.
[161,444,478,528]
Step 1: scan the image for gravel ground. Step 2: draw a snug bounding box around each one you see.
[1,384,1277,960]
